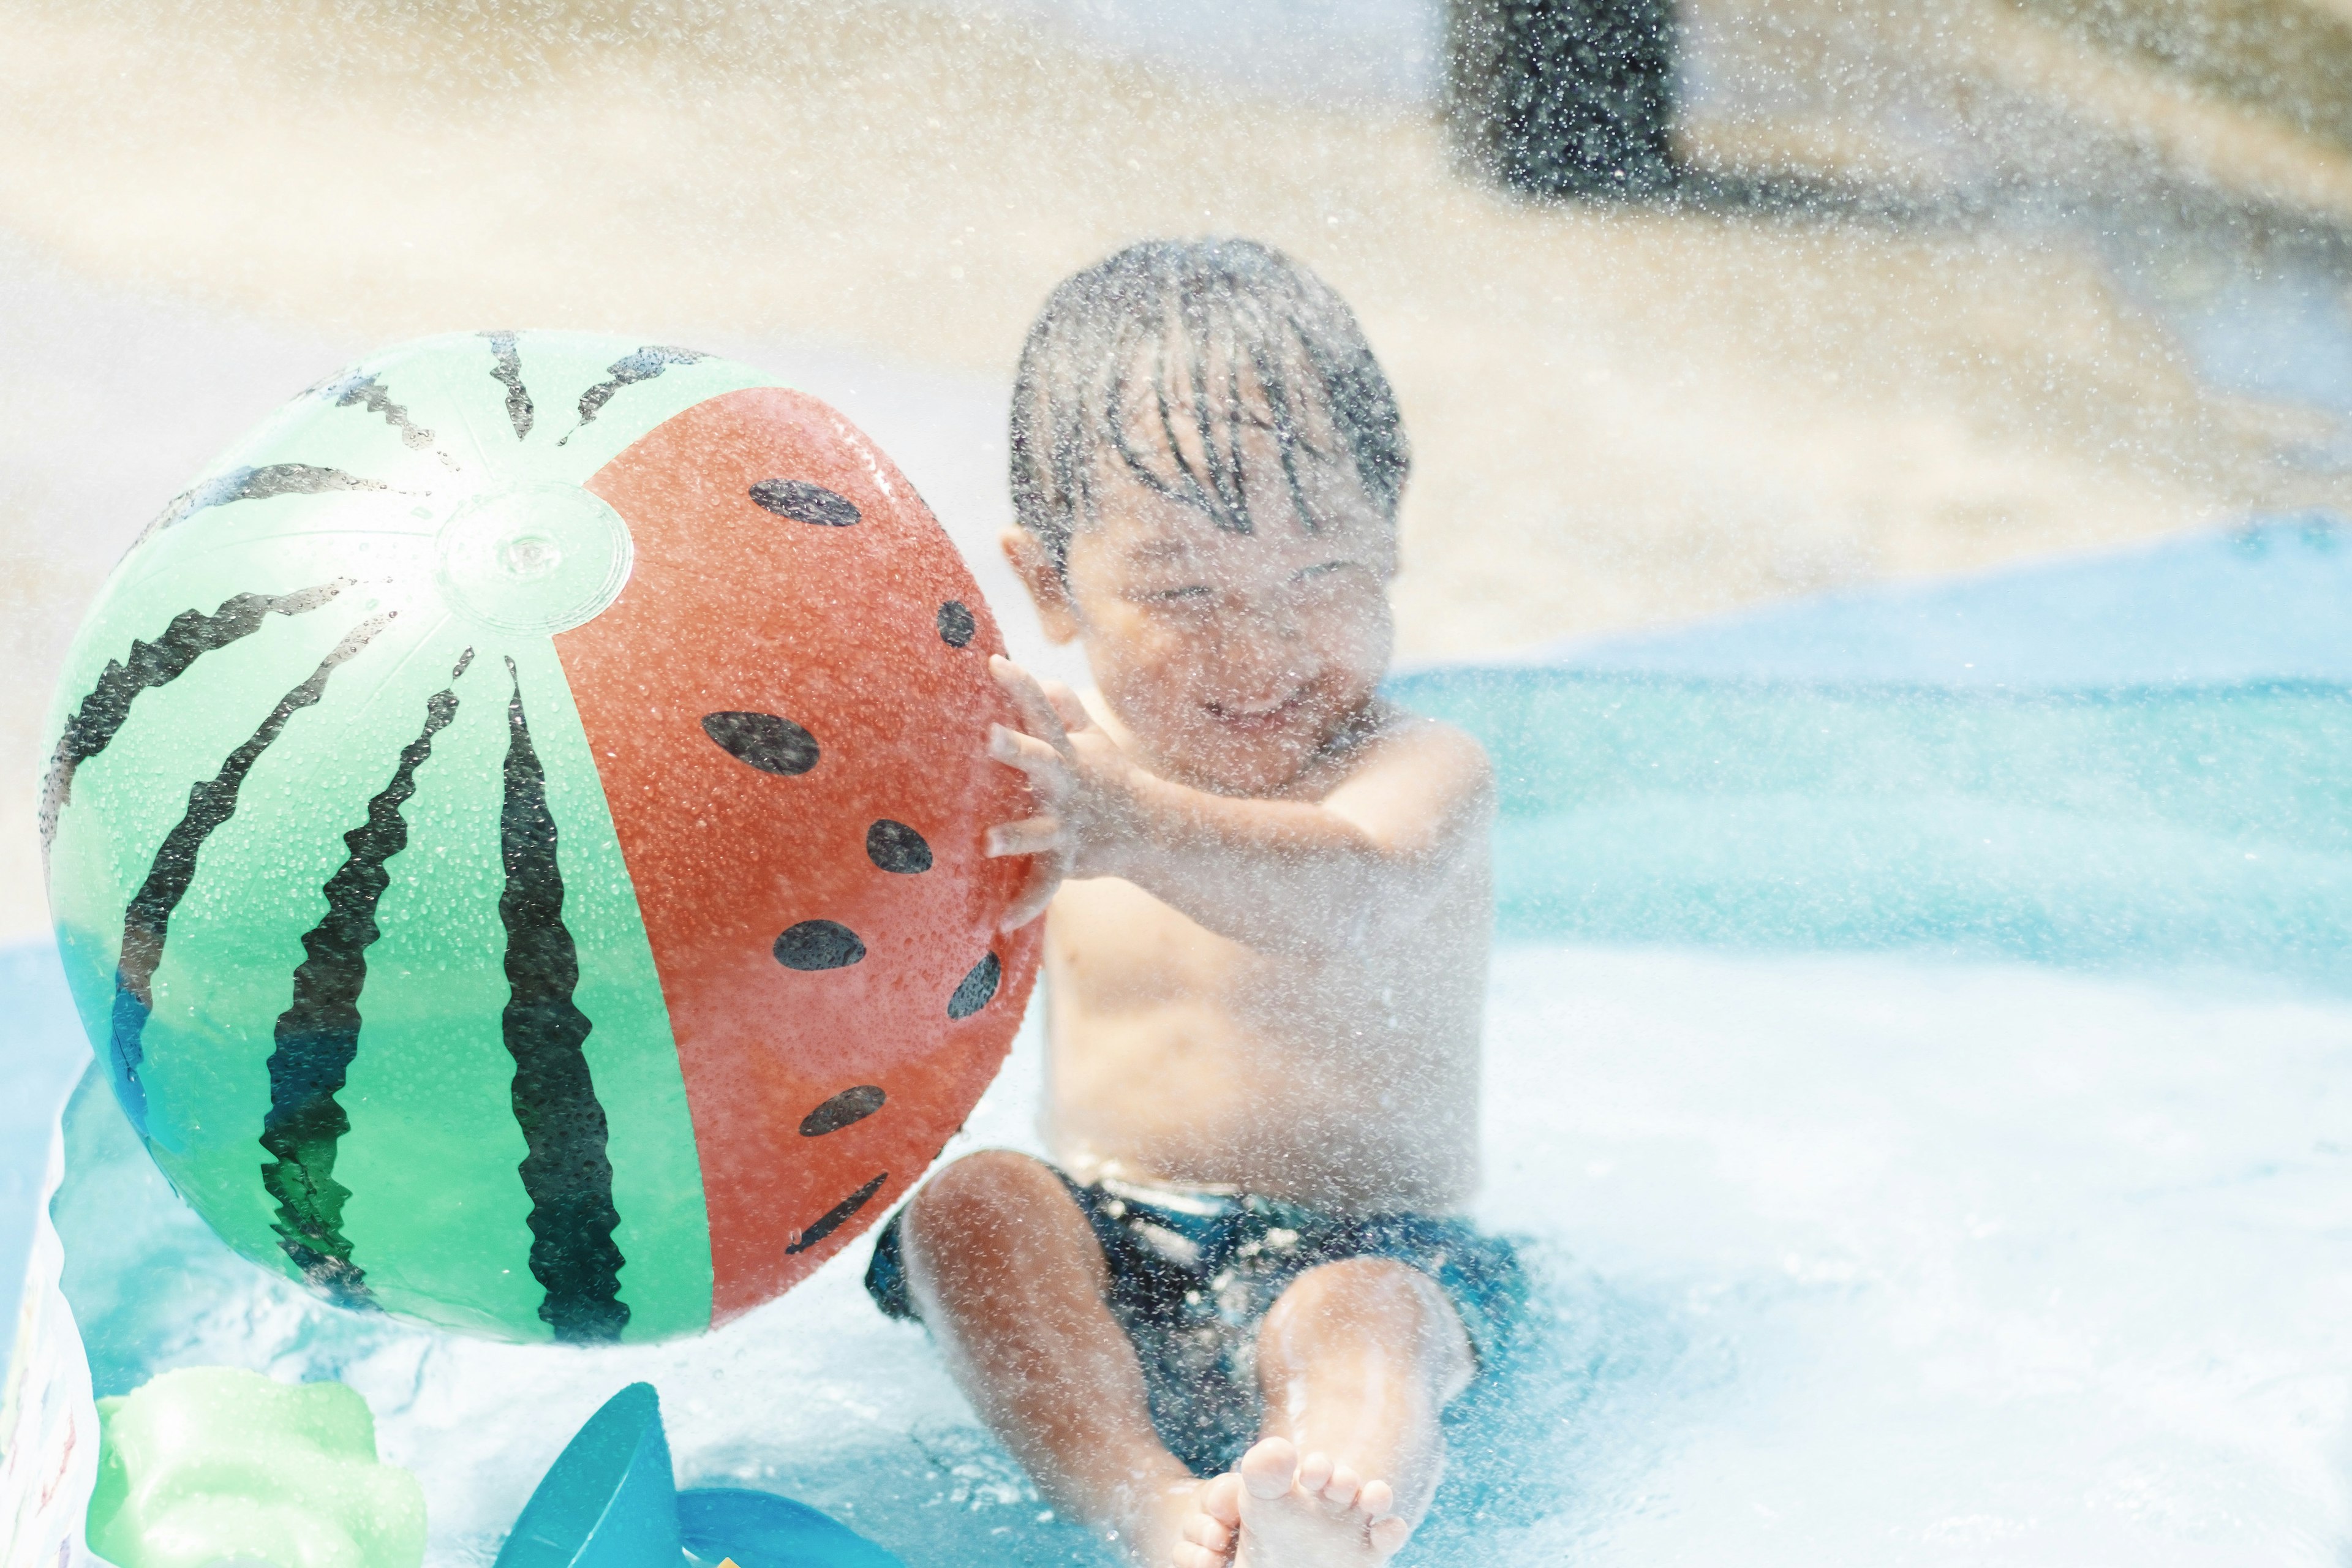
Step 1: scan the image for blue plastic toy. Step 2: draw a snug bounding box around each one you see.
[494,1384,903,1568]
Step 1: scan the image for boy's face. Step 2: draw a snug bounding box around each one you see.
[1016,399,1398,796]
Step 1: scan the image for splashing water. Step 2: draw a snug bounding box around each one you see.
[27,924,2352,1564]
[10,517,2348,1566]
[5,3,2352,1556]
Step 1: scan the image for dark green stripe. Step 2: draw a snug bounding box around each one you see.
[107,614,391,1138]
[559,345,704,445]
[41,582,350,856]
[481,331,535,439]
[137,464,387,548]
[260,650,472,1308]
[317,371,458,470]
[497,658,628,1343]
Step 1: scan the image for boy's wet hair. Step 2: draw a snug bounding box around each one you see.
[1009,238,1409,574]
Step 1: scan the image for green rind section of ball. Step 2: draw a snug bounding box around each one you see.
[47,578,715,1341]
[299,616,546,1338]
[42,330,775,1341]
[323,630,715,1342]
[115,331,782,593]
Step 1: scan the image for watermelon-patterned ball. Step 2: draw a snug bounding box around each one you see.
[40,331,1042,1343]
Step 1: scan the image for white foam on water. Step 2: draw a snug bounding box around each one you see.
[59,941,2352,1564]
[1473,944,2352,1565]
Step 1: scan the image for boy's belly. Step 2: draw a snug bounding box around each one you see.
[1047,1049,1480,1214]
[1038,881,1484,1214]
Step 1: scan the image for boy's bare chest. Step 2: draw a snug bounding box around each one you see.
[1039,872,1484,1049]
[1037,878,1485,1210]
[1043,877,1265,1012]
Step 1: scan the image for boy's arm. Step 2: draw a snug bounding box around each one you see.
[982,657,1491,957]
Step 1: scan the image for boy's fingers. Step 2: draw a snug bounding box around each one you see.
[1041,679,1092,732]
[985,816,1062,858]
[990,654,1071,747]
[998,852,1065,931]
[988,725,1071,794]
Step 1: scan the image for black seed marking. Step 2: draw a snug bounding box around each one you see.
[106,613,392,1138]
[498,658,628,1344]
[801,1085,886,1137]
[701,711,820,777]
[259,649,472,1308]
[948,951,1002,1020]
[749,479,860,528]
[785,1172,888,1254]
[937,600,976,647]
[865,820,933,875]
[560,345,706,443]
[319,371,457,469]
[141,464,388,545]
[775,920,865,971]
[40,581,352,856]
[481,331,534,439]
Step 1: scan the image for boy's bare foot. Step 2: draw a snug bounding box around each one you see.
[1226,1436,1411,1566]
[1166,1471,1243,1567]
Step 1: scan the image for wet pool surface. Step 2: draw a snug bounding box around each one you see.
[24,943,2351,1566]
[7,518,2350,1564]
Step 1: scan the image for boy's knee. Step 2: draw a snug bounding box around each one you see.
[1266,1257,1438,1335]
[899,1153,1107,1313]
[903,1150,1067,1250]
[1259,1258,1469,1387]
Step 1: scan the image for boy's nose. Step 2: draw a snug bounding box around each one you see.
[1219,604,1310,691]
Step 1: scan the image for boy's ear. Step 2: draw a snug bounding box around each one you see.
[1001,527,1082,645]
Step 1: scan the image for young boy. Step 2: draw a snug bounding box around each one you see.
[862,239,1520,1567]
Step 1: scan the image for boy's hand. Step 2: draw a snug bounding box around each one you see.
[983,655,1145,930]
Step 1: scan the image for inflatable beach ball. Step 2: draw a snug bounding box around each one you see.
[39,332,1042,1343]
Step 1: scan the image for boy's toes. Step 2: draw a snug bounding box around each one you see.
[1170,1474,1243,1568]
[1297,1449,1335,1497]
[1239,1436,1299,1501]
[1182,1511,1232,1551]
[1202,1471,1244,1529]
[1180,1509,1234,1562]
[1317,1461,1363,1512]
[1369,1515,1412,1557]
[1358,1479,1395,1521]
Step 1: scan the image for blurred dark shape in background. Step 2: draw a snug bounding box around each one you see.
[1446,0,1679,198]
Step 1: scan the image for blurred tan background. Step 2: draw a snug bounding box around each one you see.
[4,0,2351,939]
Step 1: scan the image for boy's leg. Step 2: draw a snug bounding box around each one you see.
[897,1151,1230,1566]
[1213,1257,1474,1567]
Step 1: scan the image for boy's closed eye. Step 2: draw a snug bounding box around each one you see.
[1287,561,1385,599]
[1129,559,1376,605]
[1128,566,1369,611]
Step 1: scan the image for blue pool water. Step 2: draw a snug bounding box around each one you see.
[0,943,81,1333]
[1400,516,2352,991]
[1515,513,2352,688]
[8,516,2351,1565]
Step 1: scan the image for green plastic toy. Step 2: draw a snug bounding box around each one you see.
[86,1367,425,1568]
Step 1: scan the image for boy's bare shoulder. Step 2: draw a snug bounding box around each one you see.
[1351,701,1493,782]
[1313,701,1493,838]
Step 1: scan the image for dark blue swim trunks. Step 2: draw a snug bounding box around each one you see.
[865,1164,1528,1476]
